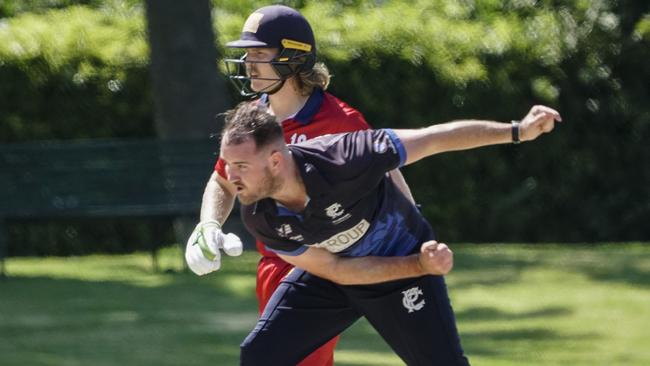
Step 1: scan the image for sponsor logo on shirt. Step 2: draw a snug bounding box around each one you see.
[373,138,388,153]
[325,203,344,218]
[311,219,370,253]
[325,203,352,224]
[373,133,397,154]
[275,224,293,238]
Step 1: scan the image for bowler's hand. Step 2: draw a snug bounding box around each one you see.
[185,220,243,276]
[519,105,563,142]
[418,241,454,275]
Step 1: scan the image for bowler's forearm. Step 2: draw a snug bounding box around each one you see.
[398,120,512,165]
[282,252,427,285]
[330,254,425,285]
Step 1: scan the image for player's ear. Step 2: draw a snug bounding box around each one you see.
[269,150,282,171]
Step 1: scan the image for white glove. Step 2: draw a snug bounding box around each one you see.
[185,220,243,276]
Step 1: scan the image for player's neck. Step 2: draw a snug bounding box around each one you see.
[270,152,308,212]
[267,82,309,122]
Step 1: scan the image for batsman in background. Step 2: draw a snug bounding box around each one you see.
[184,5,414,366]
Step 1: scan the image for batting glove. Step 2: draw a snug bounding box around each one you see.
[185,220,243,276]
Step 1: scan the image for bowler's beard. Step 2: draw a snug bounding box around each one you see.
[237,167,282,205]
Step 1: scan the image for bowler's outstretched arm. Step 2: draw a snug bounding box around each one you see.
[396,105,562,165]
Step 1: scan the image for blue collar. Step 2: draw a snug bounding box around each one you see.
[258,89,325,125]
[294,89,324,124]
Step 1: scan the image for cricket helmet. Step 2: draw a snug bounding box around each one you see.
[223,5,317,97]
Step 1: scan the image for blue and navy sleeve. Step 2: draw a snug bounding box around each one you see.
[265,244,308,256]
[240,206,307,256]
[382,129,407,167]
[328,128,406,182]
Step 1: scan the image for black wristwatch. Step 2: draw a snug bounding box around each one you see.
[511,120,521,144]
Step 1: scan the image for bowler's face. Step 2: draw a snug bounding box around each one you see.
[221,138,278,205]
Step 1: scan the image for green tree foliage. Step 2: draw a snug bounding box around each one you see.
[215,0,650,242]
[0,0,142,18]
[0,3,150,141]
[1,0,648,252]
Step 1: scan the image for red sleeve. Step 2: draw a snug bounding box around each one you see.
[334,97,371,132]
[214,157,227,179]
[345,110,371,131]
[332,111,370,134]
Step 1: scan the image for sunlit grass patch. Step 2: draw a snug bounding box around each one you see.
[1,243,649,366]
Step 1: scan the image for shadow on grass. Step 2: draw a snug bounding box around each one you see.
[456,305,572,321]
[451,244,650,289]
[449,249,535,289]
[338,314,597,363]
[571,249,650,289]
[0,272,257,310]
[461,327,599,357]
[3,244,648,366]
[0,274,257,366]
[454,303,589,358]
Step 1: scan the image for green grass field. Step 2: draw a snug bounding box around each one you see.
[1,243,649,366]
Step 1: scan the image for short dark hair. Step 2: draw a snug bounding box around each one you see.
[221,102,283,150]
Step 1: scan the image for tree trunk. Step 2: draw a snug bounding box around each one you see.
[144,1,231,270]
[145,0,230,140]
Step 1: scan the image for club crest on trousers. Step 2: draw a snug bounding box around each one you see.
[402,286,425,313]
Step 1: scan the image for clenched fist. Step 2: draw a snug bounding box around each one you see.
[519,105,563,142]
[417,241,453,275]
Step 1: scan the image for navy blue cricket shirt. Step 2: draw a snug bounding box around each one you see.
[241,129,435,257]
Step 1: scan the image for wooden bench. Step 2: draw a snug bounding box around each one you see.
[0,138,220,276]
